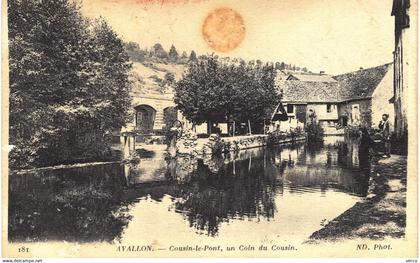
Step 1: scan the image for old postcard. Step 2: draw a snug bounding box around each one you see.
[1,0,418,259]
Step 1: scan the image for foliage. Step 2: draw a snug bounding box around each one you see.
[151,43,168,59]
[163,107,178,145]
[124,41,147,62]
[168,45,179,62]
[267,131,288,146]
[180,51,188,61]
[290,126,304,139]
[305,122,324,142]
[124,40,310,70]
[124,41,197,65]
[174,55,280,131]
[345,125,362,138]
[189,50,197,62]
[8,0,132,169]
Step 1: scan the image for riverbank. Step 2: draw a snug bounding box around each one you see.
[308,155,407,242]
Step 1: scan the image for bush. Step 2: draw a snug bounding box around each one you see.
[345,125,361,138]
[290,126,304,140]
[305,122,324,142]
[267,131,288,146]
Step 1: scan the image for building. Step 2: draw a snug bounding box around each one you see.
[274,79,340,133]
[335,63,394,129]
[274,64,394,133]
[120,62,185,138]
[391,0,413,141]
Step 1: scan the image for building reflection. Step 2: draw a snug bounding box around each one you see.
[9,136,371,241]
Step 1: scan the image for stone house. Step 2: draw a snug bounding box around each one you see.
[274,63,394,133]
[274,80,341,133]
[335,63,394,129]
[391,0,413,141]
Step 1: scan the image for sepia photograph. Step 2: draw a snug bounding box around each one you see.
[1,0,418,259]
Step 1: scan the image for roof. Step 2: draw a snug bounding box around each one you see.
[277,81,342,103]
[286,73,337,83]
[333,63,392,101]
[276,63,392,103]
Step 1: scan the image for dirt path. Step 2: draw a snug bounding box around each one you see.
[307,155,407,242]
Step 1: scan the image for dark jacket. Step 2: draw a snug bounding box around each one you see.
[379,120,391,140]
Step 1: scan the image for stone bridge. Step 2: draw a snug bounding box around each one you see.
[129,93,177,134]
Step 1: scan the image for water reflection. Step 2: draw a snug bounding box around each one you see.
[170,155,281,236]
[9,164,131,242]
[9,136,370,242]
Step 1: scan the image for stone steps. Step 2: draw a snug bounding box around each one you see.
[154,112,164,129]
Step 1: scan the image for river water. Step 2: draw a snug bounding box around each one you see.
[9,136,371,244]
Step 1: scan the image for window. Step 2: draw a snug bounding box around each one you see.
[326,103,332,113]
[351,104,360,124]
[286,104,294,114]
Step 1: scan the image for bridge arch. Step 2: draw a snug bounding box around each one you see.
[134,104,157,134]
[163,106,178,129]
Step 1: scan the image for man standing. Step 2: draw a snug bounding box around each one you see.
[379,114,391,158]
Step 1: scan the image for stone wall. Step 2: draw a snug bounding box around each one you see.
[199,134,306,156]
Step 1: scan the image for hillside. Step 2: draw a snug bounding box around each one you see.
[129,61,186,98]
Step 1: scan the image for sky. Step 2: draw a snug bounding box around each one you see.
[80,0,395,75]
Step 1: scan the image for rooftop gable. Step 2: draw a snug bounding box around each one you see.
[276,80,341,103]
[286,73,337,83]
[333,63,392,101]
[276,63,392,104]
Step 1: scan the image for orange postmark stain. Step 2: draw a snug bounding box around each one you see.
[202,7,246,52]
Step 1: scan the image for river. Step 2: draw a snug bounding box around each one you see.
[9,136,371,244]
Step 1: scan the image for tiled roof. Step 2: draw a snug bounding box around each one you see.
[333,63,392,101]
[286,73,337,83]
[277,81,341,103]
[276,63,392,103]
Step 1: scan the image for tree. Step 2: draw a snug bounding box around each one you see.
[280,62,286,70]
[124,41,147,62]
[168,44,179,63]
[126,41,140,50]
[164,72,175,85]
[178,51,188,64]
[174,55,279,134]
[157,72,176,92]
[8,0,132,168]
[188,50,197,62]
[152,43,168,59]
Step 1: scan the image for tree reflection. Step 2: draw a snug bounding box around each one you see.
[8,164,132,242]
[9,137,373,242]
[170,149,283,236]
